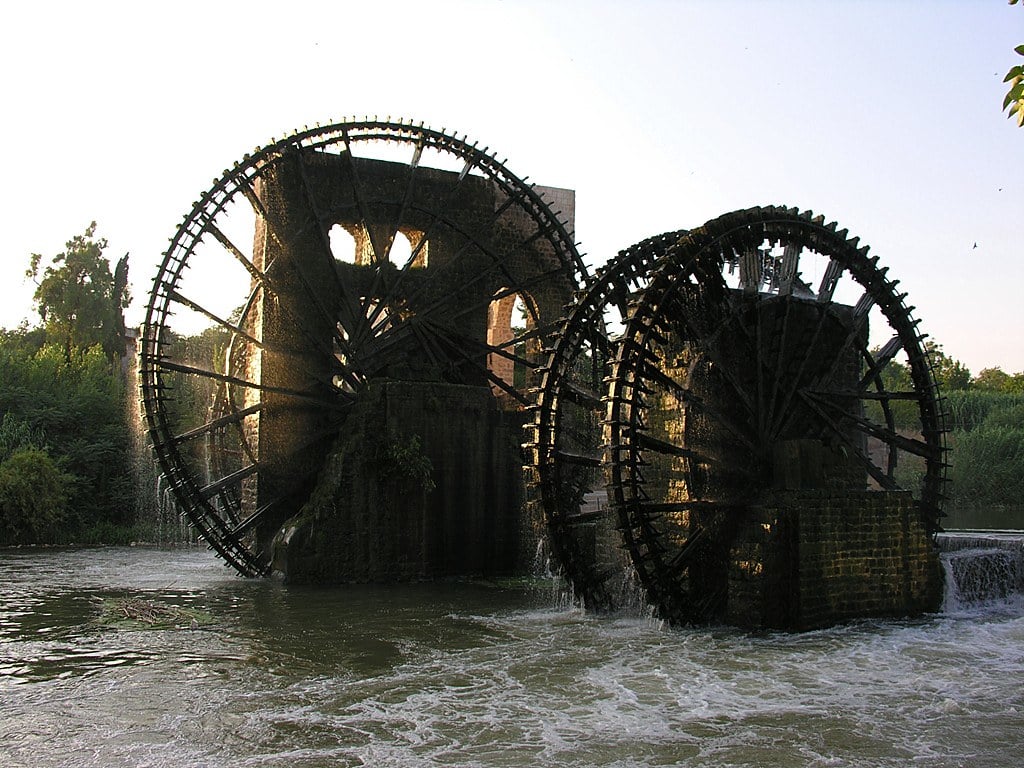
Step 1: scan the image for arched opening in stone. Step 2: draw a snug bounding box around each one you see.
[388,230,413,266]
[397,228,427,268]
[329,224,357,264]
[486,290,536,400]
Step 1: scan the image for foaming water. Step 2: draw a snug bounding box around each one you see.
[939,533,1024,612]
[1,547,1022,767]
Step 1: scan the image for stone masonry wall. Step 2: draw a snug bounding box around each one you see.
[272,380,526,583]
[726,490,943,630]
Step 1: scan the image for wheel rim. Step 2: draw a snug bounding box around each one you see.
[141,119,587,575]
[605,206,949,623]
[529,230,686,611]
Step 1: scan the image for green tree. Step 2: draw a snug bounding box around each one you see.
[973,366,1010,391]
[1006,1,1024,126]
[26,222,130,365]
[972,366,1021,393]
[926,341,972,391]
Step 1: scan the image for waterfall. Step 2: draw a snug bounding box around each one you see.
[125,328,159,537]
[937,533,1024,610]
[125,328,195,546]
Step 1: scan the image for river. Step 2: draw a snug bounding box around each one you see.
[1,546,1022,767]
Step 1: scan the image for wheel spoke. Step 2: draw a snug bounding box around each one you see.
[291,145,366,337]
[776,243,801,296]
[805,391,940,460]
[857,334,903,391]
[557,379,603,409]
[171,403,263,445]
[632,430,716,464]
[351,139,427,333]
[421,320,536,404]
[766,299,833,439]
[155,358,351,409]
[166,289,263,349]
[816,258,843,302]
[799,391,898,489]
[552,450,603,468]
[203,216,364,391]
[338,125,387,265]
[814,389,921,401]
[199,464,259,502]
[640,499,744,515]
[448,267,567,327]
[358,155,480,337]
[208,221,271,287]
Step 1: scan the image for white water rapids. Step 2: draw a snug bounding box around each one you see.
[1,546,1021,767]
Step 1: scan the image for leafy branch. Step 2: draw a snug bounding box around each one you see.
[1007,1,1024,126]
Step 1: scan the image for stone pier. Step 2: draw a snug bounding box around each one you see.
[271,380,527,582]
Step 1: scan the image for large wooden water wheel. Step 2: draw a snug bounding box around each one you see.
[605,206,949,623]
[140,120,587,575]
[534,206,949,623]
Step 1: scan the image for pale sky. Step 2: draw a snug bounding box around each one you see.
[1,0,1021,374]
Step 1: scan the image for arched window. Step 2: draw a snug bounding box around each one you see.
[486,290,535,398]
[398,228,428,268]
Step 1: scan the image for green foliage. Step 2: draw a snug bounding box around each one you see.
[859,342,1023,517]
[864,353,918,430]
[944,390,1024,431]
[926,341,971,391]
[379,434,436,493]
[1006,2,1024,126]
[0,448,71,544]
[26,222,130,365]
[0,413,46,462]
[973,366,1024,393]
[949,426,1024,508]
[982,401,1024,429]
[945,389,1024,514]
[0,331,133,541]
[864,343,975,430]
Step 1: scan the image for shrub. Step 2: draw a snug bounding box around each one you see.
[948,426,1024,508]
[944,390,1024,432]
[941,392,1024,519]
[0,339,134,534]
[0,448,71,545]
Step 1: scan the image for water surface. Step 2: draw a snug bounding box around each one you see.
[1,547,1022,767]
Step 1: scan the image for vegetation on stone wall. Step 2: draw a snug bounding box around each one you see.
[379,434,436,493]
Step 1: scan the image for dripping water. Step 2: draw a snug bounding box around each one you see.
[125,327,194,546]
